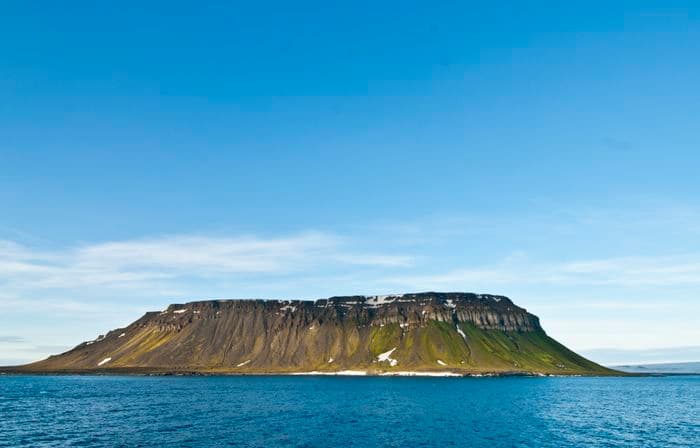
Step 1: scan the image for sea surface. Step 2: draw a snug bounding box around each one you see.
[0,375,698,447]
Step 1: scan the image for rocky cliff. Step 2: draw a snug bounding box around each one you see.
[15,292,615,375]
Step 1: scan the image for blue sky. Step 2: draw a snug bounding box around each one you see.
[1,1,699,365]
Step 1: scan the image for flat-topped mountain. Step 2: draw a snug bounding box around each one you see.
[12,292,616,375]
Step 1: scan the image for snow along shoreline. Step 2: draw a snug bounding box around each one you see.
[289,370,467,377]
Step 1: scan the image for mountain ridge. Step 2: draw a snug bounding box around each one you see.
[7,292,619,376]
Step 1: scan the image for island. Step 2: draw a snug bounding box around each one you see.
[5,292,619,376]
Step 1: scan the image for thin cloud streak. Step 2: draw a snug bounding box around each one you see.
[387,253,700,290]
[0,232,414,292]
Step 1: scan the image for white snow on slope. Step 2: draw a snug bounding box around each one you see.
[377,347,398,366]
[381,371,462,377]
[290,370,464,377]
[364,294,403,308]
[456,326,467,340]
[97,357,112,366]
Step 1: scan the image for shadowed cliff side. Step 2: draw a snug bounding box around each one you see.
[10,292,618,375]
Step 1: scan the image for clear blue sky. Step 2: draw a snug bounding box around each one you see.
[1,1,699,365]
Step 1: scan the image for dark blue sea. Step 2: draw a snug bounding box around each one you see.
[1,375,698,447]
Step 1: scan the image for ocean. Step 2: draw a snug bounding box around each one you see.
[1,375,697,447]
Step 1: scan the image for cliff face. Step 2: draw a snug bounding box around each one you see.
[18,292,614,375]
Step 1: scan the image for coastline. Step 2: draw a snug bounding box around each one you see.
[0,366,633,377]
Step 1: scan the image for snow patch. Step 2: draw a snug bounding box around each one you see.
[328,358,334,363]
[280,305,297,313]
[289,370,470,377]
[118,333,126,338]
[364,294,403,308]
[437,360,447,366]
[291,370,367,376]
[381,371,462,377]
[456,325,467,340]
[444,299,456,309]
[288,371,464,377]
[377,347,398,366]
[236,360,251,367]
[173,309,187,314]
[97,357,111,366]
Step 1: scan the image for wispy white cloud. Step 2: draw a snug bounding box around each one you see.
[386,253,700,290]
[579,346,700,365]
[332,254,414,267]
[0,295,146,315]
[0,232,414,293]
[558,255,700,286]
[0,335,24,343]
[74,233,338,273]
[0,335,74,366]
